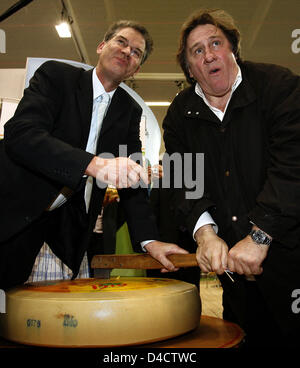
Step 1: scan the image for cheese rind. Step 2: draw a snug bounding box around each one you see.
[0,277,201,347]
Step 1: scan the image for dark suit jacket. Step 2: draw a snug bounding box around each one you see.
[163,60,300,337]
[0,61,158,281]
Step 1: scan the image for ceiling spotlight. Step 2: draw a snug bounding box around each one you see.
[55,22,71,38]
[55,0,72,38]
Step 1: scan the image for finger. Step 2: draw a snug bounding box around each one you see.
[231,255,251,275]
[250,265,263,275]
[198,260,212,273]
[132,164,149,184]
[114,175,125,188]
[211,255,222,274]
[233,262,245,275]
[160,267,179,273]
[140,170,149,185]
[240,263,253,276]
[257,266,263,274]
[160,268,169,273]
[200,264,212,273]
[227,255,236,273]
[211,246,227,274]
[221,246,228,274]
[228,253,244,275]
[241,257,262,275]
[157,255,176,272]
[117,178,130,189]
[196,249,211,272]
[127,169,140,185]
[128,165,148,186]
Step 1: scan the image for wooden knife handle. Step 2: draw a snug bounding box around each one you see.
[91,253,198,270]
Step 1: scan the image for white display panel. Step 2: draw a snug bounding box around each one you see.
[0,98,19,138]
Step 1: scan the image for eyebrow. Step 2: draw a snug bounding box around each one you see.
[189,35,222,52]
[115,35,144,55]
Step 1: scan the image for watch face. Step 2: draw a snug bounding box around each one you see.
[255,232,264,242]
[251,230,271,245]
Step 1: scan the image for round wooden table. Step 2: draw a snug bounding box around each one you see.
[141,315,244,348]
[0,315,244,349]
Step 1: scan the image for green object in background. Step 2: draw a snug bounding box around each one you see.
[110,222,146,277]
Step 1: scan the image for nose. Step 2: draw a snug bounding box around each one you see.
[121,45,131,57]
[204,49,216,63]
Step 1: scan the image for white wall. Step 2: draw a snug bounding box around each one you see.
[0,69,25,137]
[0,69,25,100]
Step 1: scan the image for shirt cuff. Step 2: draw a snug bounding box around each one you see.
[192,211,218,240]
[141,240,155,252]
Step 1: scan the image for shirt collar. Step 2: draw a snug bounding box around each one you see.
[92,68,116,100]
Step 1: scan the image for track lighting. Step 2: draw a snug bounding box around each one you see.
[55,0,72,38]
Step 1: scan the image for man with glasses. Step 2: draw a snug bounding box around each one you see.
[0,20,187,289]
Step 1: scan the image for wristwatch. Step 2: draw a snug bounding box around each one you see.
[249,229,272,246]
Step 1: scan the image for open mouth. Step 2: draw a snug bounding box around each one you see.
[209,68,220,75]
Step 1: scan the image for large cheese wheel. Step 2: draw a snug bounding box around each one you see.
[0,277,201,347]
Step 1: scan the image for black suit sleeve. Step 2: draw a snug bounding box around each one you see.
[247,64,300,247]
[4,61,94,190]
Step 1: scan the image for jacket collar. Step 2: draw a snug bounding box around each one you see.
[92,68,116,100]
[76,68,123,148]
[99,86,129,138]
[222,63,257,126]
[76,68,94,147]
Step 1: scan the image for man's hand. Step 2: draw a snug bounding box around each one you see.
[194,225,229,274]
[227,235,269,276]
[144,241,189,272]
[85,156,149,188]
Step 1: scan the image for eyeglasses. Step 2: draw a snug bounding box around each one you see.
[112,36,144,61]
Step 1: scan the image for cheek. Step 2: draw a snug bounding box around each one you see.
[188,62,199,78]
[224,52,237,68]
[190,64,206,81]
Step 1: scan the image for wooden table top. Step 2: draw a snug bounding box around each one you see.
[142,315,245,348]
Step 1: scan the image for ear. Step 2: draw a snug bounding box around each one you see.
[96,41,105,55]
[131,65,141,78]
[187,65,194,78]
